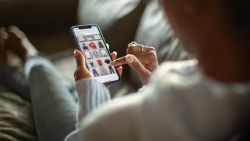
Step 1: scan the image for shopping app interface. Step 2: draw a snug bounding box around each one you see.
[73,26,119,83]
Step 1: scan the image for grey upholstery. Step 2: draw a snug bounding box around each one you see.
[0,90,37,141]
[135,0,191,62]
[78,0,148,56]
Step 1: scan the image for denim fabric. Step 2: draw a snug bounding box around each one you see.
[24,56,77,141]
[0,65,30,100]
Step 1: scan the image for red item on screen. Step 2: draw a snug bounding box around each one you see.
[97,60,103,66]
[89,42,97,49]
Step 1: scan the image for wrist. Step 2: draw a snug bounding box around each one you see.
[74,68,93,81]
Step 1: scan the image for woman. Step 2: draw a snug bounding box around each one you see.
[72,0,250,140]
[1,0,250,140]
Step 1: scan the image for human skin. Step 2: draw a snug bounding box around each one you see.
[74,42,158,84]
[73,50,123,81]
[110,42,158,84]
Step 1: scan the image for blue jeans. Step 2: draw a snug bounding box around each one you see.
[24,56,77,141]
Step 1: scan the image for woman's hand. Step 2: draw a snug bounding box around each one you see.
[73,49,123,81]
[111,42,158,84]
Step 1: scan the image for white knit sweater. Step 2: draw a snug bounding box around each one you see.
[67,60,250,141]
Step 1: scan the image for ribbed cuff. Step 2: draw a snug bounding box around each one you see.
[76,78,111,120]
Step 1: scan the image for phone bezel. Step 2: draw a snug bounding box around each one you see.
[70,24,121,85]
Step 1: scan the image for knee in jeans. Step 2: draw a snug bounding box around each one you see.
[30,65,53,80]
[32,65,49,74]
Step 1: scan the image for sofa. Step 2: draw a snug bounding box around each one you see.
[0,0,190,140]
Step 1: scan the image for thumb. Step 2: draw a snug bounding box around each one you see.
[126,54,150,80]
[74,49,86,69]
[73,49,92,81]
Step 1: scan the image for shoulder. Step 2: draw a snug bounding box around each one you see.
[149,60,198,91]
[153,59,197,79]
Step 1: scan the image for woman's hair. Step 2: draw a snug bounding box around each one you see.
[224,0,250,35]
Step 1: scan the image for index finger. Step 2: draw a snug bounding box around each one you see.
[127,44,155,54]
[110,56,127,66]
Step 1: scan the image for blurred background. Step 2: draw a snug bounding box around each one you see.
[0,0,192,95]
[0,0,193,140]
[0,0,144,55]
[1,0,78,54]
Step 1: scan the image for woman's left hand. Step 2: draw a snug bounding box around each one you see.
[73,49,123,81]
[73,50,92,81]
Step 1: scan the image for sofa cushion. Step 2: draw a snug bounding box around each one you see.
[0,90,37,141]
[0,0,78,34]
[131,0,192,87]
[78,0,141,29]
[134,0,191,62]
[77,0,148,56]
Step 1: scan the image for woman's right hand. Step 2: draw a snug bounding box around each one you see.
[111,42,159,85]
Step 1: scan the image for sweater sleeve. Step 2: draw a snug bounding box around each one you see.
[75,78,111,121]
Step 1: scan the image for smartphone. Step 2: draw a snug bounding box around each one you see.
[70,25,120,84]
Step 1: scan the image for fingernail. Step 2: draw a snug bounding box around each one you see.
[130,41,137,44]
[129,41,137,46]
[126,55,134,64]
[139,44,144,47]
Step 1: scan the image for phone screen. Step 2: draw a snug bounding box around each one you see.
[72,25,120,84]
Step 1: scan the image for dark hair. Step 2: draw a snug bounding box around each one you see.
[224,0,250,34]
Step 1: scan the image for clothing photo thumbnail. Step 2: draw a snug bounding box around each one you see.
[81,43,88,50]
[97,59,103,66]
[108,66,115,74]
[86,35,93,41]
[91,68,99,77]
[104,59,111,64]
[99,66,109,76]
[88,42,97,49]
[100,49,108,57]
[78,36,85,42]
[89,61,96,68]
[91,50,101,58]
[98,41,104,48]
[84,51,93,59]
[94,34,101,40]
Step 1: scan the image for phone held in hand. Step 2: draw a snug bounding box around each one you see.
[70,24,120,84]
